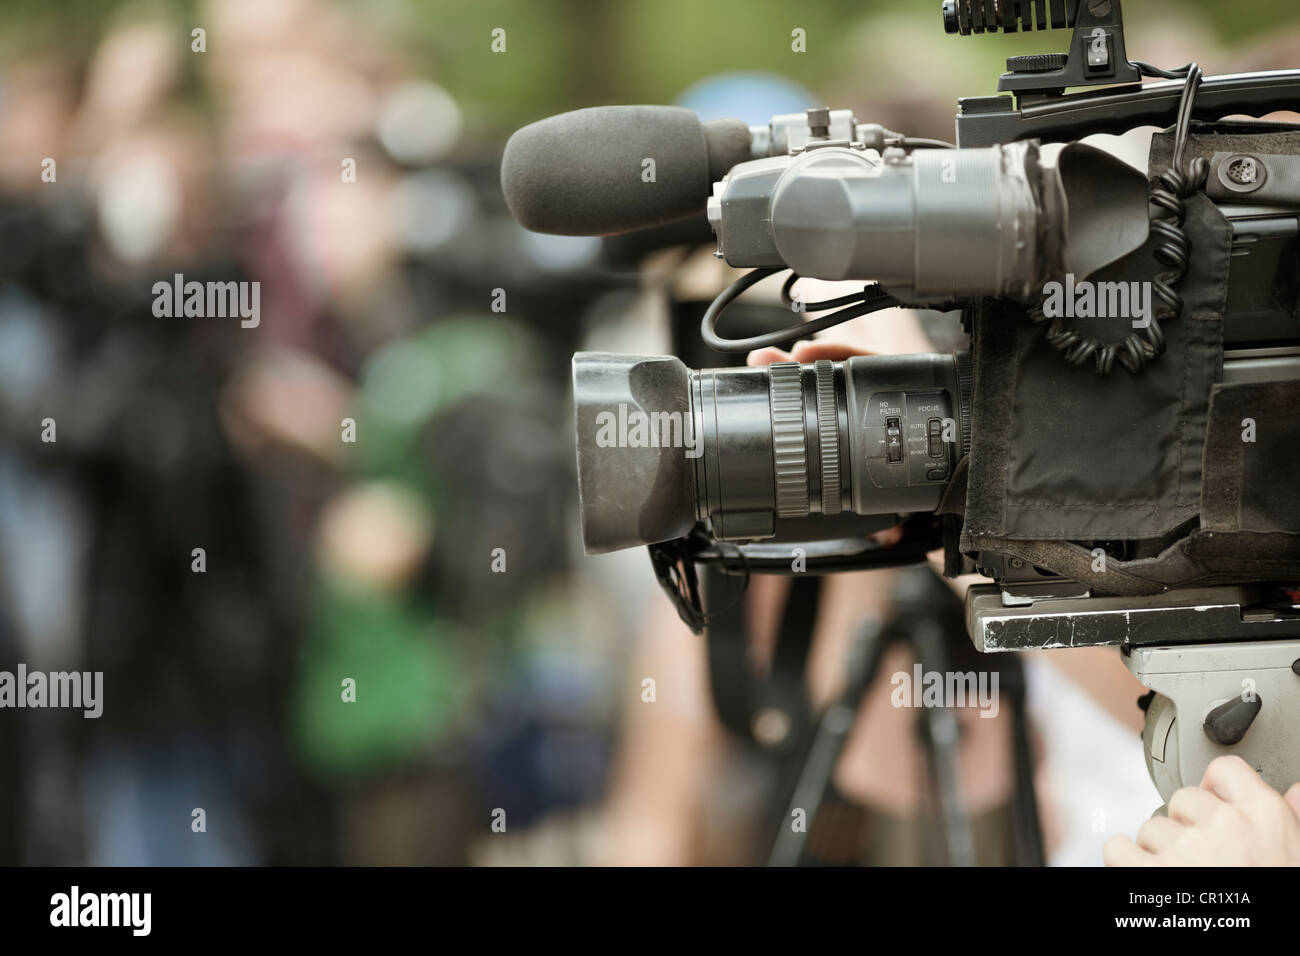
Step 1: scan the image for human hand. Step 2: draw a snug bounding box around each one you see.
[746,339,873,368]
[1104,755,1300,866]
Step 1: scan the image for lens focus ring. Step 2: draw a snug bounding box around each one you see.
[814,360,842,515]
[768,362,810,518]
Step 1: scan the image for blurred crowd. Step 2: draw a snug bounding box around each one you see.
[0,0,638,865]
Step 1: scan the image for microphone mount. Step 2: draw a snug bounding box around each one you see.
[946,0,1141,104]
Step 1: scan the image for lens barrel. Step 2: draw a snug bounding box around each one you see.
[572,351,970,554]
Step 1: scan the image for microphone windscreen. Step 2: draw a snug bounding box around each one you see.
[501,106,748,236]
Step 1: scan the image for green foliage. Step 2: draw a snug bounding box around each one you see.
[4,0,1295,137]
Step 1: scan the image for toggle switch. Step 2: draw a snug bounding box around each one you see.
[886,417,902,462]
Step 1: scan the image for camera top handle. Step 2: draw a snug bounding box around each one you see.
[959,71,1300,147]
[945,0,1300,146]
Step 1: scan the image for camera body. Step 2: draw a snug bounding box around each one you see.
[503,0,1300,802]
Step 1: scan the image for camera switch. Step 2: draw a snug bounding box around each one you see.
[927,418,943,457]
[886,417,903,462]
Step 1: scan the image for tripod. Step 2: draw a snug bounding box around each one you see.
[702,563,1044,866]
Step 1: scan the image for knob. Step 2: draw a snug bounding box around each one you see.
[942,0,961,34]
[1203,695,1262,746]
[768,363,810,519]
[806,107,831,139]
[1007,53,1068,73]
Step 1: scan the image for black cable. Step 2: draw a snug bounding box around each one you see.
[1132,61,1193,80]
[702,268,900,353]
[1031,62,1206,375]
[779,272,874,311]
[902,137,957,149]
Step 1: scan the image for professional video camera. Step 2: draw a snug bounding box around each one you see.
[501,0,1300,808]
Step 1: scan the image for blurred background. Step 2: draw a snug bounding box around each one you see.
[0,0,1296,865]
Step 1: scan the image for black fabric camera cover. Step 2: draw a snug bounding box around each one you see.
[957,127,1300,595]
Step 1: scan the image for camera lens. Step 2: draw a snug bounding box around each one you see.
[572,351,970,554]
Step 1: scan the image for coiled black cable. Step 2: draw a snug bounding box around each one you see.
[1031,62,1207,375]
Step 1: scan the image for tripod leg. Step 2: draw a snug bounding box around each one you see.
[1003,654,1047,866]
[912,621,976,866]
[765,614,887,866]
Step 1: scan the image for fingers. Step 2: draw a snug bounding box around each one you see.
[1112,760,1300,866]
[1134,814,1183,854]
[871,526,904,547]
[1286,783,1300,819]
[746,347,794,367]
[1200,754,1266,804]
[746,341,876,367]
[1104,834,1157,867]
[787,341,876,362]
[1167,784,1220,824]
